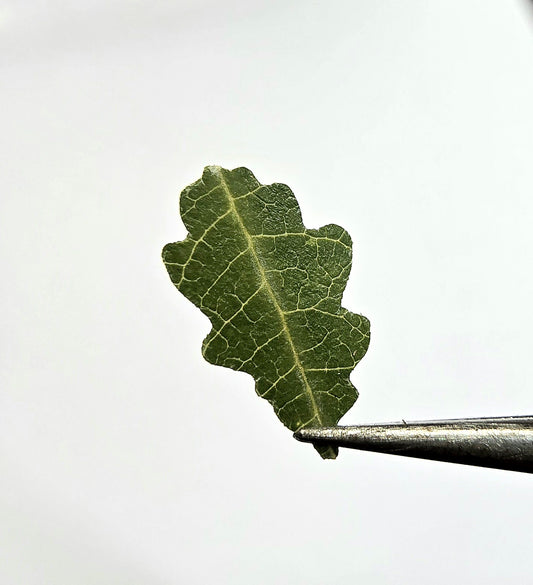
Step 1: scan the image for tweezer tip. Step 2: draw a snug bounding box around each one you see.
[293,430,305,442]
[293,428,328,443]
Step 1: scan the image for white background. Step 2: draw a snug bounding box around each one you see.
[1,1,533,583]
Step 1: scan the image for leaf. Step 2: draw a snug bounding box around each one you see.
[162,166,370,459]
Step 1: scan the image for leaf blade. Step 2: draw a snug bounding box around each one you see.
[163,166,370,459]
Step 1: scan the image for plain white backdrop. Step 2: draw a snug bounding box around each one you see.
[1,1,533,583]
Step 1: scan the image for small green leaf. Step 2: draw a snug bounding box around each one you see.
[162,166,370,458]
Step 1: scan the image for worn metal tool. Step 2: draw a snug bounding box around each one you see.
[294,416,533,473]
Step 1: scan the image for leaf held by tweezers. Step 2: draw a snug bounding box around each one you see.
[162,166,370,459]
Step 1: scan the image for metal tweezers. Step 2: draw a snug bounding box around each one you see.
[294,415,533,473]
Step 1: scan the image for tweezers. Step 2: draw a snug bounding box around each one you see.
[294,415,533,473]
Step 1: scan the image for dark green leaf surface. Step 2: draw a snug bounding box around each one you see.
[163,166,370,458]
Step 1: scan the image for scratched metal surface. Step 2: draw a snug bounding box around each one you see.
[295,417,533,473]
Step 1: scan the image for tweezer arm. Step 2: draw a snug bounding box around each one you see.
[294,416,533,473]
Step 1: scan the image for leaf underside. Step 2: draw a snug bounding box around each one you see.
[162,166,370,459]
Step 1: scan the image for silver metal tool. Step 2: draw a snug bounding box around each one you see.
[294,415,533,473]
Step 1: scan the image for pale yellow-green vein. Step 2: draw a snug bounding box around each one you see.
[216,168,324,428]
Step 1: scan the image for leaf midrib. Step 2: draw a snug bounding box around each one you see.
[216,168,323,430]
